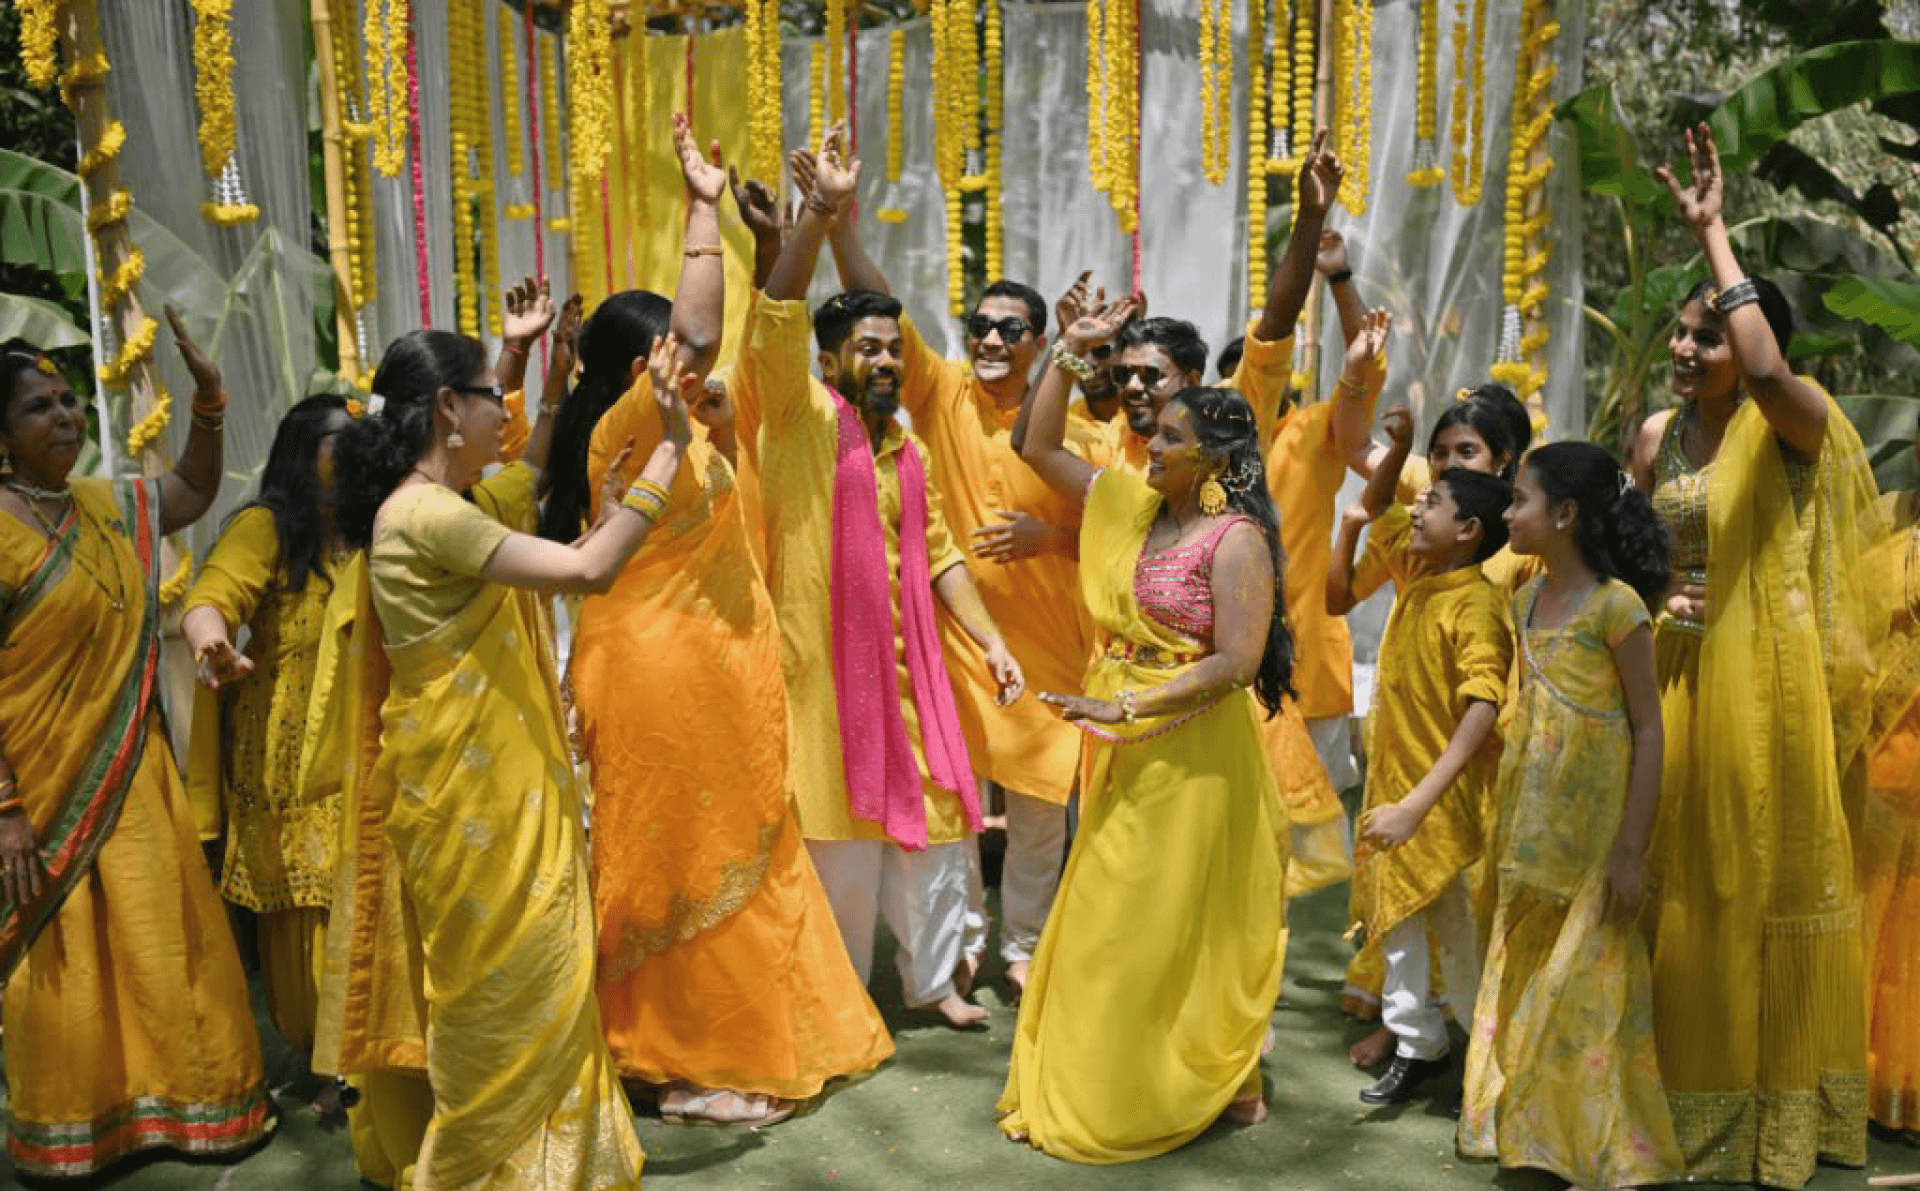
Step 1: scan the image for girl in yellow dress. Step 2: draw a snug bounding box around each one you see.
[1458,441,1682,1187]
[317,327,691,1190]
[1862,461,1920,1134]
[182,395,353,1072]
[1005,292,1291,1162]
[0,320,272,1176]
[1626,125,1885,1186]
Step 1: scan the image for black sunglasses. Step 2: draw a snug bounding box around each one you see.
[965,314,1032,342]
[455,383,506,405]
[1113,364,1174,390]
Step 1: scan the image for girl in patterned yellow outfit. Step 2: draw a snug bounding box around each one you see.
[183,395,354,1063]
[1458,442,1682,1187]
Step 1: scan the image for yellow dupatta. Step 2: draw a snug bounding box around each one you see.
[0,478,165,980]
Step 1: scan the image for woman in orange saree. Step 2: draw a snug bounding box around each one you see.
[0,321,272,1177]
[315,325,684,1190]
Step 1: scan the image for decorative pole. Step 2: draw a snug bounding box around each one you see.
[312,0,362,383]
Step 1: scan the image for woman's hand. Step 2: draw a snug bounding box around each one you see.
[674,112,727,206]
[647,333,696,449]
[165,305,225,403]
[1054,271,1094,339]
[971,510,1060,564]
[1063,293,1139,357]
[1038,691,1123,723]
[0,804,44,907]
[546,293,584,376]
[1655,122,1725,234]
[806,122,860,211]
[596,437,637,523]
[1345,308,1392,371]
[1360,802,1423,849]
[1605,842,1646,919]
[985,640,1026,706]
[502,275,556,349]
[195,637,255,690]
[729,167,785,242]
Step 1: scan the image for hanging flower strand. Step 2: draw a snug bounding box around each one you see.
[1199,0,1232,185]
[1339,0,1372,214]
[1407,0,1444,186]
[1493,0,1559,407]
[1247,0,1269,309]
[1448,0,1489,205]
[190,0,258,224]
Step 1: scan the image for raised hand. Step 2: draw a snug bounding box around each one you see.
[1380,404,1413,449]
[502,275,556,347]
[1063,292,1139,356]
[1054,271,1094,338]
[729,167,785,241]
[1654,122,1724,232]
[810,122,861,210]
[551,293,584,359]
[1345,308,1392,371]
[596,437,637,521]
[164,305,223,399]
[1297,129,1345,217]
[1315,228,1350,276]
[674,111,727,206]
[194,636,256,690]
[646,331,696,448]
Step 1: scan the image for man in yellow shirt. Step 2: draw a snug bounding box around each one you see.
[733,129,1024,1029]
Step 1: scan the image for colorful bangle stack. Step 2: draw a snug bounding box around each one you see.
[191,393,226,432]
[622,478,669,519]
[1050,340,1094,381]
[1711,277,1761,315]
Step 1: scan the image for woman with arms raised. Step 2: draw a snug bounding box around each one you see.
[998,296,1292,1162]
[0,317,273,1177]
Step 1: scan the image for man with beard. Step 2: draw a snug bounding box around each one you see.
[731,126,1024,1030]
[809,193,1110,1005]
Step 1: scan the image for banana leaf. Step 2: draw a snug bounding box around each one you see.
[200,224,335,413]
[1709,39,1920,174]
[1822,274,1920,351]
[0,292,89,348]
[1555,83,1665,207]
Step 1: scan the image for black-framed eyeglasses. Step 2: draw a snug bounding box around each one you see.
[1113,364,1173,390]
[965,314,1032,343]
[456,384,506,405]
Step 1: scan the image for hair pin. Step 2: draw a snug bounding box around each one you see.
[365,393,387,417]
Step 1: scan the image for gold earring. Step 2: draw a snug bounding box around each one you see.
[1198,474,1228,516]
[446,430,466,450]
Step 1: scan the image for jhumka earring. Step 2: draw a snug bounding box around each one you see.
[1198,472,1229,516]
[446,430,466,450]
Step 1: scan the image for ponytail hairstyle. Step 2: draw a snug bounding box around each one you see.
[537,290,673,542]
[245,393,351,594]
[1167,386,1296,715]
[1522,441,1672,603]
[334,329,489,550]
[1684,275,1794,357]
[1430,382,1532,481]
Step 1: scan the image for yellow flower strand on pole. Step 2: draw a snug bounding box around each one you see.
[188,0,236,177]
[1287,0,1315,178]
[1493,0,1558,403]
[500,4,523,179]
[809,39,825,152]
[329,0,376,331]
[542,31,565,200]
[1407,0,1443,186]
[1199,0,1231,186]
[984,0,1005,279]
[16,0,60,90]
[825,0,847,128]
[472,0,499,335]
[566,0,613,180]
[1448,0,1488,205]
[1086,0,1107,192]
[1247,0,1269,309]
[365,0,409,177]
[1339,0,1373,214]
[98,245,142,309]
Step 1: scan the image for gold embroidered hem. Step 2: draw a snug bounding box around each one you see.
[1668,1071,1866,1187]
[599,818,783,982]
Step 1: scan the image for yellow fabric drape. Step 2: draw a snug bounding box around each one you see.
[1646,392,1887,1185]
[997,468,1286,1164]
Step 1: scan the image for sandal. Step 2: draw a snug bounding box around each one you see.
[660,1085,796,1128]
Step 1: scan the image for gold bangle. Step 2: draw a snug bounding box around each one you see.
[683,244,723,258]
[0,796,23,815]
[630,479,670,505]
[621,490,666,520]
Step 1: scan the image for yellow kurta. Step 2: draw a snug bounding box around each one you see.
[734,294,973,844]
[576,374,893,1095]
[316,465,642,1191]
[1863,490,1920,1132]
[997,467,1286,1163]
[1646,395,1883,1186]
[1,478,270,1177]
[898,318,1102,806]
[1351,562,1510,940]
[1458,577,1682,1188]
[183,507,343,1053]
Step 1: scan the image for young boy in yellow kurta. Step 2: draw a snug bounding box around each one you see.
[1332,407,1513,1105]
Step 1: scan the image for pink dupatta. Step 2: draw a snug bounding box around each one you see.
[828,392,981,850]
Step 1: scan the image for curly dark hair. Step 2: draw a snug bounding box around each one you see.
[1167,385,1295,715]
[333,329,489,550]
[1522,442,1672,602]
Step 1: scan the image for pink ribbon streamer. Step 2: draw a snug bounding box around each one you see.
[405,15,431,326]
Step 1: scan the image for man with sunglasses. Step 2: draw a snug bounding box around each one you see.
[814,173,1109,1006]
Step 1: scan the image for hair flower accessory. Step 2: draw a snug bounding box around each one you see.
[1454,386,1473,403]
[365,392,387,417]
[345,397,366,419]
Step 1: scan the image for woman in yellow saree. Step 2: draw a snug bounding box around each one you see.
[316,326,689,1190]
[1626,126,1887,1187]
[1004,297,1290,1163]
[0,320,271,1176]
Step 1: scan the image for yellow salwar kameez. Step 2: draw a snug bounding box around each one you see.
[1458,578,1681,1187]
[997,468,1287,1164]
[0,478,271,1176]
[314,464,642,1191]
[575,375,892,1096]
[183,506,343,1052]
[1862,490,1920,1132]
[1646,396,1885,1186]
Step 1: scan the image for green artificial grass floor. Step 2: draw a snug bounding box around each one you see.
[3,876,1915,1189]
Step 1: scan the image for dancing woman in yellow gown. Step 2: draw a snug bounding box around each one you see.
[1002,294,1291,1163]
[0,320,272,1176]
[1626,125,1886,1187]
[317,327,694,1190]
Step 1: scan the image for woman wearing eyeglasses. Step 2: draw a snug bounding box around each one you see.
[313,323,686,1189]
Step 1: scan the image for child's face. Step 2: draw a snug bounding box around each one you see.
[1409,480,1479,560]
[1428,423,1504,478]
[1503,464,1559,557]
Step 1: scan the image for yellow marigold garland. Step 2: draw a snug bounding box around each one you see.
[1199,0,1232,186]
[624,25,647,272]
[471,2,499,335]
[159,555,193,607]
[98,314,156,389]
[1098,0,1139,232]
[1493,0,1559,402]
[57,50,107,108]
[1247,0,1269,307]
[328,0,376,336]
[500,5,524,179]
[76,118,123,180]
[1448,0,1488,205]
[1337,0,1373,214]
[99,245,142,309]
[125,389,172,456]
[744,0,782,185]
[1407,0,1443,186]
[809,39,825,152]
[877,27,908,223]
[542,32,565,198]
[449,0,479,336]
[189,0,236,178]
[16,0,59,90]
[566,0,614,180]
[1087,0,1107,189]
[365,0,409,177]
[984,0,1005,280]
[86,188,132,234]
[930,0,970,313]
[825,0,847,127]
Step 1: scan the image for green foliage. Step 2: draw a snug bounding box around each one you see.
[1822,273,1920,349]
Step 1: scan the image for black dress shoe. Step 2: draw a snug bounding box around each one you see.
[1358,1053,1449,1105]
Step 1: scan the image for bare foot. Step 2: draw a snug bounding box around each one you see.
[953,952,982,999]
[1004,959,1029,1001]
[929,992,989,1029]
[1222,1095,1269,1125]
[1349,1024,1393,1070]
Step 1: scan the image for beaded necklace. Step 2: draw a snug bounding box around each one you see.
[7,481,128,611]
